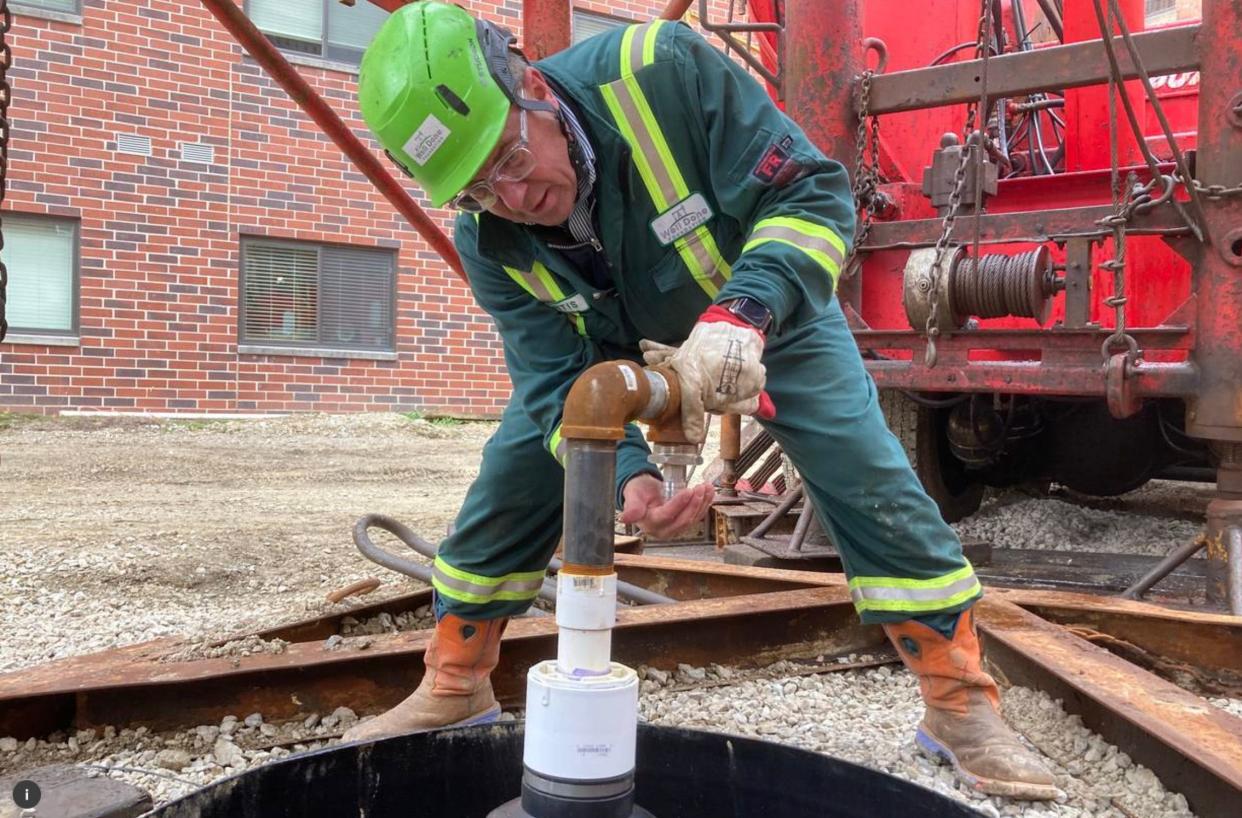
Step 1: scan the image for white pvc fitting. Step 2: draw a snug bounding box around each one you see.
[556,572,617,676]
[523,660,639,781]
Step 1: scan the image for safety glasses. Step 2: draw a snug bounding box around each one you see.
[449,106,535,213]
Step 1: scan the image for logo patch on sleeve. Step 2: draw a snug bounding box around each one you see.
[752,135,798,185]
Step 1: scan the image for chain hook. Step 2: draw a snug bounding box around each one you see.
[861,37,888,74]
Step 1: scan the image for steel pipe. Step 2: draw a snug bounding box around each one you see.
[198,0,465,281]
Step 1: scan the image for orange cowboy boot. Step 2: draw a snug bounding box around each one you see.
[884,610,1058,800]
[342,614,506,742]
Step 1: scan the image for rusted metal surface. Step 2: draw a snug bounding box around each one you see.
[0,586,865,740]
[977,597,1242,818]
[522,0,570,60]
[991,587,1242,679]
[324,577,381,604]
[197,0,465,281]
[862,201,1192,250]
[866,357,1197,397]
[865,24,1200,115]
[1185,0,1242,444]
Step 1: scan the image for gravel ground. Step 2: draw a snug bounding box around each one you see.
[0,413,490,674]
[1,412,1237,816]
[0,660,1211,817]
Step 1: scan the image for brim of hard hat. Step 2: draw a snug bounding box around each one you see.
[426,107,510,209]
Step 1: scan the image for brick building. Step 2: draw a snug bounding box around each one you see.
[0,0,735,416]
[0,1,1201,416]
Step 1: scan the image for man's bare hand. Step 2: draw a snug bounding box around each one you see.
[618,475,715,540]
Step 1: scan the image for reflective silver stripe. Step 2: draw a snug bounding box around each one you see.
[748,225,846,270]
[848,572,981,606]
[432,562,545,604]
[601,23,730,297]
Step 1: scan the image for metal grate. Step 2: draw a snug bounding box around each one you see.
[180,142,215,165]
[115,134,152,157]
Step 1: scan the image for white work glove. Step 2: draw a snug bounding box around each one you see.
[639,305,776,444]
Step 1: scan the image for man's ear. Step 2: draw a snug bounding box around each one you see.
[522,67,559,110]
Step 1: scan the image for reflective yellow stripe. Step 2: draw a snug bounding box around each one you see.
[502,262,587,337]
[601,21,730,298]
[743,216,847,285]
[432,556,546,605]
[548,423,566,464]
[848,565,982,614]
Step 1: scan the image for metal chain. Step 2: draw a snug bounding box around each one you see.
[1094,0,1142,369]
[844,69,881,279]
[1188,179,1242,201]
[0,1,10,343]
[923,0,991,368]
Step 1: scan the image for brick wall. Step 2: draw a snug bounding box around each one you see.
[0,0,738,416]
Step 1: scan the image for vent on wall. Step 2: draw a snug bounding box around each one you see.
[116,134,152,157]
[181,142,216,165]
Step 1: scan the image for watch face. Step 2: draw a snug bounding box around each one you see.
[731,298,771,330]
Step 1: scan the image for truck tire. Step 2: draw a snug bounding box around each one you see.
[879,389,985,523]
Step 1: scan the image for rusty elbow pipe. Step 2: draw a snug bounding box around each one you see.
[559,361,682,570]
[561,360,680,442]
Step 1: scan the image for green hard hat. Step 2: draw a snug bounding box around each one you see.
[359,2,513,208]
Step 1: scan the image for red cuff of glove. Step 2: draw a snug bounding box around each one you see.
[698,304,766,342]
[695,305,776,421]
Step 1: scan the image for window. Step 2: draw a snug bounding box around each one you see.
[12,0,80,14]
[572,9,629,45]
[240,238,395,353]
[1145,0,1178,23]
[246,0,388,66]
[3,214,78,336]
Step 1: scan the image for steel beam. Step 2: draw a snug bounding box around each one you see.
[864,358,1198,397]
[977,597,1242,818]
[522,0,571,60]
[861,202,1192,250]
[0,587,870,739]
[1185,0,1242,443]
[866,24,1200,115]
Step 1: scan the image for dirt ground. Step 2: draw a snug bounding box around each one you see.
[0,410,1215,673]
[0,413,497,673]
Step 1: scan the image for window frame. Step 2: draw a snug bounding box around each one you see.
[238,236,398,357]
[571,7,632,44]
[2,212,80,340]
[11,0,82,20]
[243,0,385,69]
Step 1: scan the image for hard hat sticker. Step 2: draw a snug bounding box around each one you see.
[404,114,451,166]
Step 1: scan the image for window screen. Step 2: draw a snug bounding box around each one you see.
[4,214,77,335]
[1145,0,1177,18]
[572,9,628,44]
[241,239,395,353]
[13,0,80,14]
[248,0,387,65]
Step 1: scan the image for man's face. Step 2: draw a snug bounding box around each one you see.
[468,68,577,227]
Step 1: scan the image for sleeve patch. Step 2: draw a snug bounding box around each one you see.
[752,135,799,185]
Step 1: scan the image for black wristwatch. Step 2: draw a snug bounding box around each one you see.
[718,297,773,334]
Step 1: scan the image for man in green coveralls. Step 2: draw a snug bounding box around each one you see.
[342,2,1057,800]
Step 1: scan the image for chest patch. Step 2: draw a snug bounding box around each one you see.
[650,193,713,246]
[551,293,590,314]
